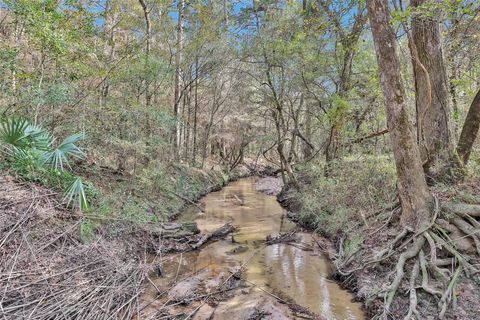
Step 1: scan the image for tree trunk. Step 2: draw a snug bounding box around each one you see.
[301,94,313,159]
[324,43,355,177]
[457,88,480,165]
[411,0,454,178]
[318,1,366,176]
[367,0,432,230]
[138,0,152,107]
[301,1,313,160]
[173,0,184,160]
[184,82,192,159]
[192,58,199,166]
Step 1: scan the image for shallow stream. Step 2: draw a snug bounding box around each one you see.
[142,177,364,319]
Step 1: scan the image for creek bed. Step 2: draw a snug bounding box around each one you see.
[140,177,364,319]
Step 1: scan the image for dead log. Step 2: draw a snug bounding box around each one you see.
[265,231,298,245]
[191,223,235,249]
[150,221,200,239]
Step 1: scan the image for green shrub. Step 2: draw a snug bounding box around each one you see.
[0,116,90,210]
[297,155,397,234]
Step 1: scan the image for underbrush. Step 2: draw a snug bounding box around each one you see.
[3,154,248,243]
[287,154,480,319]
[74,160,250,241]
[0,176,146,320]
[0,118,250,243]
[295,154,397,237]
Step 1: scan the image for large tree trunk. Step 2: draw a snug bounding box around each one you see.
[367,0,432,230]
[457,88,480,165]
[173,0,184,160]
[411,0,454,179]
[324,47,355,176]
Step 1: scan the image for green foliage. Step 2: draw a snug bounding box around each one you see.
[0,116,90,210]
[79,218,96,242]
[0,117,51,151]
[328,94,351,122]
[343,233,364,260]
[296,155,397,235]
[5,0,95,56]
[46,133,86,170]
[64,177,88,210]
[0,48,18,73]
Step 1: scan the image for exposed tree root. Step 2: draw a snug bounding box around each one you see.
[419,250,442,297]
[350,200,480,319]
[383,235,425,314]
[403,260,420,320]
[442,203,480,217]
[438,264,462,319]
[451,218,480,255]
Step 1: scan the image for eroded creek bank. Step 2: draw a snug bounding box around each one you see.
[140,177,364,319]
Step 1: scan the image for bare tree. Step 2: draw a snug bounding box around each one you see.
[173,0,185,159]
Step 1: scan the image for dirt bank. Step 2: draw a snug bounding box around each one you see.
[0,164,260,320]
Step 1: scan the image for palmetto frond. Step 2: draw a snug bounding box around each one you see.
[0,117,30,148]
[46,133,86,171]
[12,147,48,171]
[1,116,89,211]
[24,123,52,151]
[0,117,52,151]
[63,177,88,210]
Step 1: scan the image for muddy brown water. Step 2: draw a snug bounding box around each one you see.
[142,177,364,319]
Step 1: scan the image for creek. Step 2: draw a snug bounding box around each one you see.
[141,177,364,319]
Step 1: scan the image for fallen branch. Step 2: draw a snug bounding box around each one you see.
[350,128,389,144]
[265,230,298,245]
[191,223,235,249]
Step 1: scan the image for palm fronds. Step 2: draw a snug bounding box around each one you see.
[46,133,86,170]
[1,116,89,211]
[64,177,88,210]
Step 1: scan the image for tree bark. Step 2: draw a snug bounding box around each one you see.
[301,1,313,160]
[173,0,184,160]
[367,0,432,230]
[411,0,454,178]
[300,94,313,159]
[457,88,480,165]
